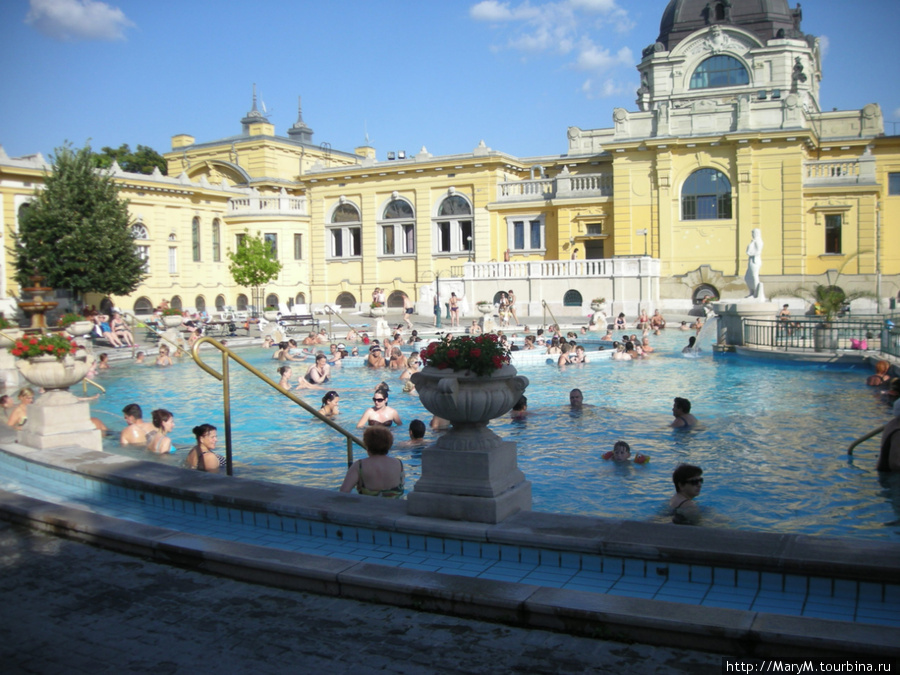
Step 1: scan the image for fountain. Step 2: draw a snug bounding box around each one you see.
[18,275,59,329]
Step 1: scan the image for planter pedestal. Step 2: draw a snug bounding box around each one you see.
[374,318,391,339]
[408,365,531,523]
[711,301,778,346]
[17,390,102,453]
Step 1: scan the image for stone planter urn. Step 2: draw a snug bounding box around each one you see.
[408,364,532,523]
[476,303,493,315]
[64,321,94,337]
[15,352,101,453]
[370,306,387,318]
[264,310,279,321]
[814,324,839,352]
[16,352,94,391]
[162,315,183,328]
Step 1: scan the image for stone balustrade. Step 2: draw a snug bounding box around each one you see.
[804,154,876,186]
[496,173,611,202]
[462,257,659,280]
[227,195,308,217]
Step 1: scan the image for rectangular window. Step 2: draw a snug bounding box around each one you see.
[235,233,245,249]
[460,221,473,251]
[212,222,221,262]
[586,223,603,235]
[889,172,900,195]
[381,223,415,256]
[137,245,149,273]
[168,247,177,274]
[293,233,303,260]
[329,227,362,258]
[383,226,395,255]
[437,222,451,252]
[513,221,525,250]
[264,233,278,258]
[403,224,415,254]
[191,219,201,262]
[529,220,541,249]
[508,216,545,252]
[825,214,842,254]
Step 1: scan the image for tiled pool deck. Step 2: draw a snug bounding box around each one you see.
[1,436,898,660]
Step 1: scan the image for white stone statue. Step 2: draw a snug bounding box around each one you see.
[744,228,765,300]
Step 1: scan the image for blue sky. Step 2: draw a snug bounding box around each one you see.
[1,0,898,162]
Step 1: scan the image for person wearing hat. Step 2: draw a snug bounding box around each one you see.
[877,399,900,472]
[366,345,386,368]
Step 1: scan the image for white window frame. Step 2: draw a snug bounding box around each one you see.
[506,215,546,253]
[168,246,177,274]
[328,226,362,259]
[432,193,474,257]
[293,233,303,260]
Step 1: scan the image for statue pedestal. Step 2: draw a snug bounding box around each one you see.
[479,315,496,333]
[17,390,102,452]
[374,318,391,339]
[407,429,532,524]
[0,350,20,389]
[712,301,778,346]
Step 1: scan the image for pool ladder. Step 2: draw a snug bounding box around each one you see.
[189,337,365,476]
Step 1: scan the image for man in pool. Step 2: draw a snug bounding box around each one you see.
[671,397,698,428]
[407,419,427,446]
[568,388,594,409]
[120,403,156,445]
[366,345,386,368]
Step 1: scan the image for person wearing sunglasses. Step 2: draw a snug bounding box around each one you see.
[356,390,402,428]
[669,464,703,525]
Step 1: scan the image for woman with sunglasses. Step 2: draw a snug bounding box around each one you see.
[356,390,402,428]
[669,464,703,525]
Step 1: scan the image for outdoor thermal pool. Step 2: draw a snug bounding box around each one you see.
[85,330,900,541]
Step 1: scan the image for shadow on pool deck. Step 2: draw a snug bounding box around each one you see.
[0,427,898,662]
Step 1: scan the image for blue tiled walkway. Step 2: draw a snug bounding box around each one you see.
[2,452,898,627]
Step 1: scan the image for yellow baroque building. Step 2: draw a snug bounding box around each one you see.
[2,0,899,320]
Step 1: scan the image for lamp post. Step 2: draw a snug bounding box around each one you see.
[636,228,648,256]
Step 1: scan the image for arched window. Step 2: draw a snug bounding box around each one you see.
[682,169,732,220]
[195,295,206,313]
[329,201,361,258]
[379,197,415,256]
[191,217,201,261]
[133,296,153,315]
[212,219,221,262]
[236,294,248,311]
[387,290,407,308]
[295,292,306,306]
[265,294,279,309]
[434,193,473,255]
[690,55,749,90]
[131,223,149,239]
[170,296,183,310]
[335,292,356,308]
[563,290,583,306]
[215,294,226,311]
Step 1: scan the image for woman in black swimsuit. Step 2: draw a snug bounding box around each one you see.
[185,423,226,473]
[356,390,402,428]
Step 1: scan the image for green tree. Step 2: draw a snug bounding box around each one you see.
[92,143,168,175]
[15,143,148,298]
[227,230,282,312]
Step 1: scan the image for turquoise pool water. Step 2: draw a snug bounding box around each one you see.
[87,331,900,541]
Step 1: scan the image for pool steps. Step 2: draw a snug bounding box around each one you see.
[0,438,897,660]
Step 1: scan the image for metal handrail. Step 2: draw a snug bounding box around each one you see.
[323,304,357,338]
[82,377,106,394]
[541,300,560,332]
[189,335,365,475]
[847,426,884,455]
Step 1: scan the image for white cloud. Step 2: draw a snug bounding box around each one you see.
[818,35,830,60]
[581,77,627,100]
[892,107,900,121]
[25,0,134,42]
[470,0,636,98]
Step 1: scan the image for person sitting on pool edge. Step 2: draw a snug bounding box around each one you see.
[120,403,156,445]
[669,463,703,525]
[671,397,698,429]
[339,426,405,498]
[185,423,226,473]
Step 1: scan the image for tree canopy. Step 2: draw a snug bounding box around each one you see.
[226,230,282,288]
[15,143,148,298]
[91,143,168,175]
